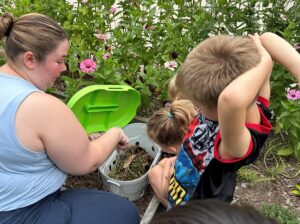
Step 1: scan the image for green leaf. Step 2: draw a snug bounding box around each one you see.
[291,190,300,196]
[295,148,300,161]
[277,147,294,156]
[63,21,71,30]
[218,0,227,5]
[278,111,291,119]
[280,101,290,110]
[141,94,151,108]
[174,0,183,5]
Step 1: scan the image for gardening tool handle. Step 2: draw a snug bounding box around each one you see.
[107,179,121,187]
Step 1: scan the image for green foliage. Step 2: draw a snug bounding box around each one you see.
[272,90,300,160]
[291,183,300,197]
[259,203,299,224]
[0,0,300,159]
[263,136,300,178]
[237,166,261,184]
[237,166,276,187]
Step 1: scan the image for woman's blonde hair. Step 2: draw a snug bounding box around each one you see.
[147,100,197,148]
[0,12,67,63]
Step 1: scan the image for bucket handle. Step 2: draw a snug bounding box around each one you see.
[107,180,121,187]
[140,189,145,197]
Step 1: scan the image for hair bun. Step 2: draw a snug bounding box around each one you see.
[0,13,14,38]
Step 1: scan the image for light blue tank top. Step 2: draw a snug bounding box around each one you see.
[0,73,67,211]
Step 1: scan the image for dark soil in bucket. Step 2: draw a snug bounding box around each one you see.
[63,144,156,217]
[108,145,154,181]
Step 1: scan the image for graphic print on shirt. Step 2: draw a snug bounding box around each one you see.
[168,114,219,208]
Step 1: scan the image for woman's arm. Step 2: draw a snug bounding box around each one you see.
[17,92,128,175]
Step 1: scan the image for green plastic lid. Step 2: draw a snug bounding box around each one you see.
[67,85,141,133]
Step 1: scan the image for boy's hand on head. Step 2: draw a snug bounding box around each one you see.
[248,33,271,61]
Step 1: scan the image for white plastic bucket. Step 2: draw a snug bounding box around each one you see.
[99,123,161,201]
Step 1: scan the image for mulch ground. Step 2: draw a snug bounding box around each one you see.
[64,170,154,217]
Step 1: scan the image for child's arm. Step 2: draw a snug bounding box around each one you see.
[260,32,300,84]
[217,34,273,159]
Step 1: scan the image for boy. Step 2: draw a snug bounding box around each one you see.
[168,33,300,208]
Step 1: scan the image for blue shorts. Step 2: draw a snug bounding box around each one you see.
[0,189,140,224]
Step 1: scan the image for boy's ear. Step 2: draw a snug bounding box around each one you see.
[23,51,36,70]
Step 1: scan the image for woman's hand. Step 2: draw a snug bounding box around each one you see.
[116,128,129,150]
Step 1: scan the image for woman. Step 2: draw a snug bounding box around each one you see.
[0,12,139,224]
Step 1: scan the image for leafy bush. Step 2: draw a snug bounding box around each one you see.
[0,0,299,159]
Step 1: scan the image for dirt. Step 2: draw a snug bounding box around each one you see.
[108,145,153,181]
[234,156,300,217]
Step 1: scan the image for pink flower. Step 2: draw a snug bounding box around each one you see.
[287,89,300,100]
[94,33,110,41]
[81,0,88,3]
[102,53,112,60]
[80,59,97,73]
[164,61,178,71]
[110,6,117,14]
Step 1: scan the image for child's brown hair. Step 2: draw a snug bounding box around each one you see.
[147,100,197,148]
[176,35,260,108]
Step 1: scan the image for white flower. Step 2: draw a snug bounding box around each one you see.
[290,83,298,88]
[164,60,178,71]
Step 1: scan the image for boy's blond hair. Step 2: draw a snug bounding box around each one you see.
[176,35,260,108]
[147,100,197,148]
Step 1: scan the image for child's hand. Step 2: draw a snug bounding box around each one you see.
[248,33,271,61]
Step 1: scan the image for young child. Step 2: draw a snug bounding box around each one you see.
[151,199,277,224]
[167,33,300,209]
[147,99,197,207]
